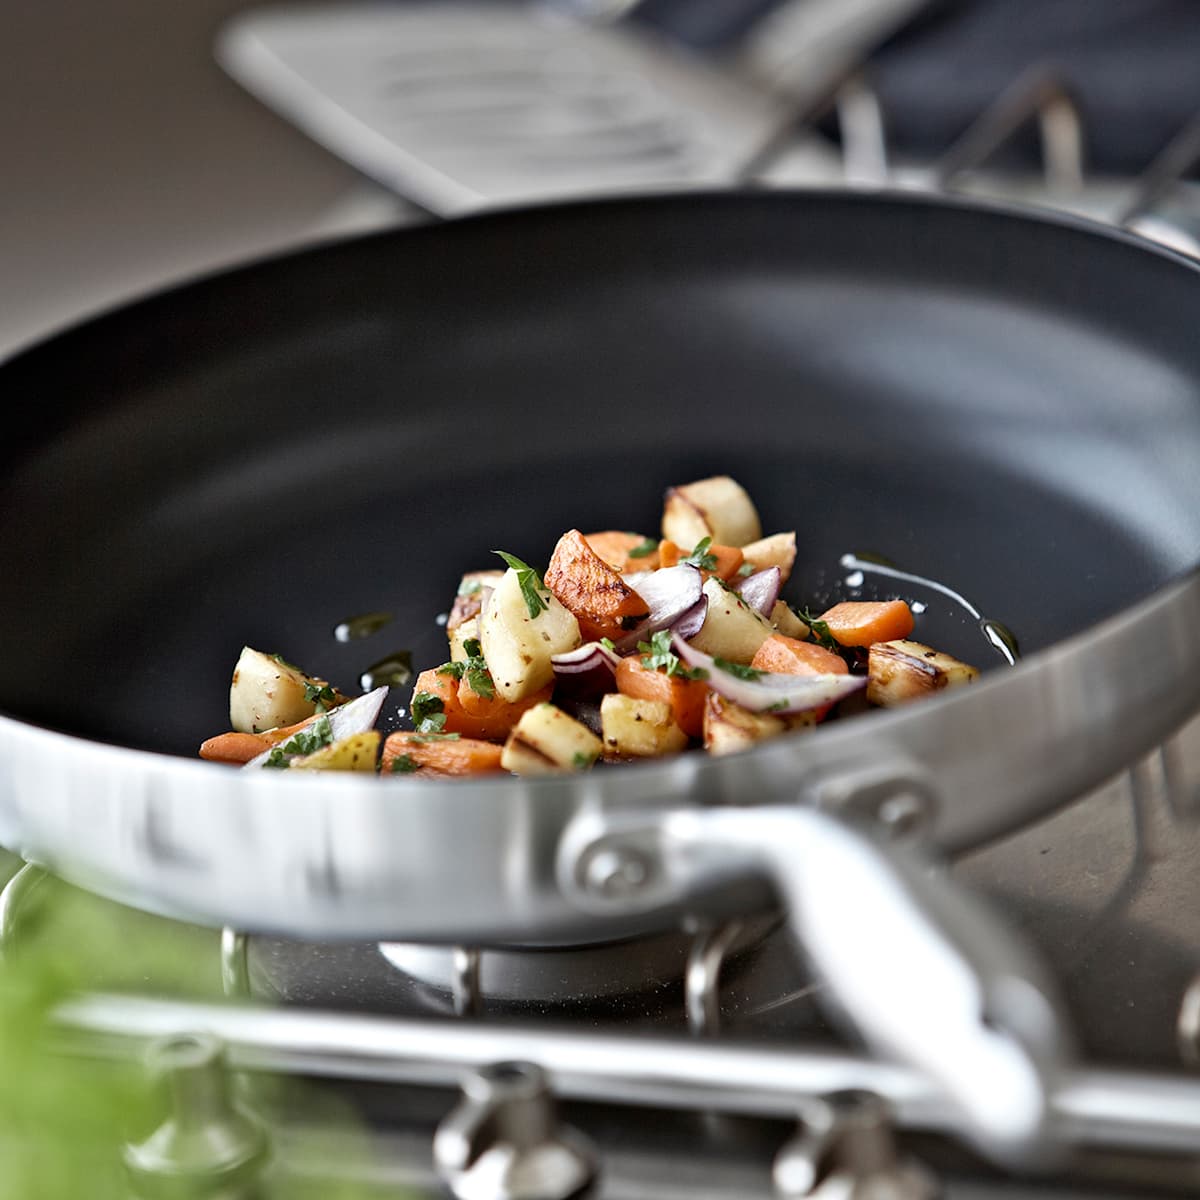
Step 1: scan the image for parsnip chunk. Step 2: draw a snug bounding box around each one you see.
[480,567,581,702]
[229,647,337,734]
[501,704,603,775]
[741,531,797,582]
[702,692,815,757]
[689,577,774,663]
[290,731,381,772]
[662,476,762,549]
[867,639,980,706]
[600,694,688,758]
[770,600,810,641]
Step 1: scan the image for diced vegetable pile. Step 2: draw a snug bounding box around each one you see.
[199,476,980,777]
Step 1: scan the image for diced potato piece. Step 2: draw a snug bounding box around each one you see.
[600,694,688,759]
[480,567,581,702]
[689,577,774,663]
[662,476,762,549]
[229,646,339,734]
[770,600,810,641]
[500,703,603,775]
[448,616,479,663]
[448,570,503,632]
[702,693,816,757]
[867,640,980,707]
[290,731,381,772]
[741,531,797,583]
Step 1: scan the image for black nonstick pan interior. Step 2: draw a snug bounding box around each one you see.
[2,191,1199,758]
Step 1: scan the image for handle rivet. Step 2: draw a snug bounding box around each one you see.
[581,846,650,898]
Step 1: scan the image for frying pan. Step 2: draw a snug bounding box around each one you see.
[2,191,1200,1157]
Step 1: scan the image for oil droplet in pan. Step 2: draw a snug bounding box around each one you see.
[334,611,394,643]
[981,619,1020,663]
[360,650,414,692]
[839,553,1019,666]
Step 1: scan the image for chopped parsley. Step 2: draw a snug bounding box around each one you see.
[572,751,597,769]
[713,657,764,682]
[435,638,493,699]
[494,550,549,619]
[390,754,419,773]
[737,562,756,578]
[638,629,708,681]
[799,608,841,654]
[410,691,447,734]
[457,578,483,596]
[408,731,460,743]
[627,536,658,559]
[681,536,718,572]
[262,712,333,768]
[302,681,337,711]
[461,638,494,699]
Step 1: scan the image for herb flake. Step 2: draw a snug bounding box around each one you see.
[303,681,337,711]
[391,754,419,773]
[627,536,658,560]
[494,550,550,619]
[410,691,448,734]
[713,657,764,682]
[438,638,494,699]
[681,536,718,572]
[262,712,334,768]
[799,608,842,654]
[638,630,708,681]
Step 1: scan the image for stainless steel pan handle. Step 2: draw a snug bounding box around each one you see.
[558,793,1069,1167]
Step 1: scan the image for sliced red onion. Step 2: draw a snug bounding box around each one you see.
[551,640,621,697]
[671,596,708,641]
[615,564,703,651]
[243,686,389,770]
[735,566,782,618]
[671,634,865,715]
[621,570,656,591]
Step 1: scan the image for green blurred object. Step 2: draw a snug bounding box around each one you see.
[0,862,413,1200]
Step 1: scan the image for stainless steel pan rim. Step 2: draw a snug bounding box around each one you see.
[2,563,1196,941]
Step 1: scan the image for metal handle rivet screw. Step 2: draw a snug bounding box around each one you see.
[581,846,649,898]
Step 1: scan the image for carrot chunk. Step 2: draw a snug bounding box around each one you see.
[544,529,650,643]
[457,674,554,739]
[382,731,505,776]
[615,655,708,739]
[750,634,849,722]
[657,539,682,568]
[199,711,324,763]
[584,530,660,572]
[411,667,552,741]
[751,634,848,677]
[818,601,915,647]
[657,538,743,581]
